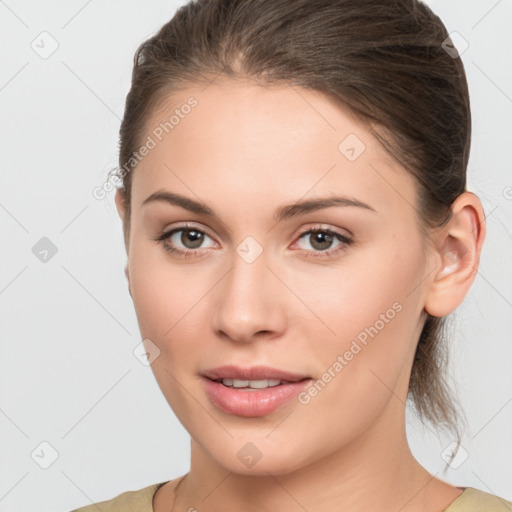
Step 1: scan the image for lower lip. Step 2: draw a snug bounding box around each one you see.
[202,377,311,417]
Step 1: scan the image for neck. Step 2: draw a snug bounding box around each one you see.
[174,401,450,512]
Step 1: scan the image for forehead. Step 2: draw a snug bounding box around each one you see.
[131,80,417,217]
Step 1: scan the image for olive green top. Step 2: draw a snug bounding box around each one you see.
[70,482,511,511]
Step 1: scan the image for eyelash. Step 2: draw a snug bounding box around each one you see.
[153,223,353,259]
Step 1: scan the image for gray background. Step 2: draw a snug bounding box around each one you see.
[0,1,511,510]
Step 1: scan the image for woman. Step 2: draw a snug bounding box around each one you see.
[72,0,510,510]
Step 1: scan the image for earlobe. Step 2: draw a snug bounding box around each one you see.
[424,192,486,317]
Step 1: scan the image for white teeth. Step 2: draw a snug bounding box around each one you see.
[232,379,249,388]
[220,378,283,389]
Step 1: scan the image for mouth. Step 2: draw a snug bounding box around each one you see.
[201,364,310,383]
[210,377,294,390]
[201,365,312,417]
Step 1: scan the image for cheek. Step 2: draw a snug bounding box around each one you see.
[297,235,423,332]
[284,243,425,450]
[295,235,426,386]
[127,246,215,424]
[128,244,207,348]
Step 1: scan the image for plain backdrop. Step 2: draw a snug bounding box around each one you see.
[0,1,511,511]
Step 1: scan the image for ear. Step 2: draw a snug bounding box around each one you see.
[115,187,130,251]
[115,187,126,222]
[115,188,131,296]
[424,191,486,317]
[124,263,132,298]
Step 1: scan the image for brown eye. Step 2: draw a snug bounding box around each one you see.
[294,227,353,258]
[155,225,217,256]
[180,229,204,249]
[308,231,335,251]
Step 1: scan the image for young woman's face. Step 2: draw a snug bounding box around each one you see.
[120,80,435,474]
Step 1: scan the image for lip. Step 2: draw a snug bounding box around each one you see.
[201,365,311,417]
[201,365,309,382]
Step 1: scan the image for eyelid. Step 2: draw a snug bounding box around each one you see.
[291,223,353,243]
[161,221,219,244]
[288,225,353,260]
[159,222,351,241]
[156,222,353,257]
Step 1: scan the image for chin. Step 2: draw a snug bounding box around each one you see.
[202,436,315,476]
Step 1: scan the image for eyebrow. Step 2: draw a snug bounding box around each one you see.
[142,190,376,223]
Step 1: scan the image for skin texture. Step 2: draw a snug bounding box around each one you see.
[115,80,485,512]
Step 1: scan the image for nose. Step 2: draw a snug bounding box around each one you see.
[211,250,288,343]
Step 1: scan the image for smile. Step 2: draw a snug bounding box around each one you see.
[214,378,284,389]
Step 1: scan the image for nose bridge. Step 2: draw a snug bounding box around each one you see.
[211,242,286,342]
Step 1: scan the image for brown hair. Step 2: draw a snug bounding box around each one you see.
[117,0,470,443]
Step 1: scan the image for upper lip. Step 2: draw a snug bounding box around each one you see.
[201,365,310,382]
